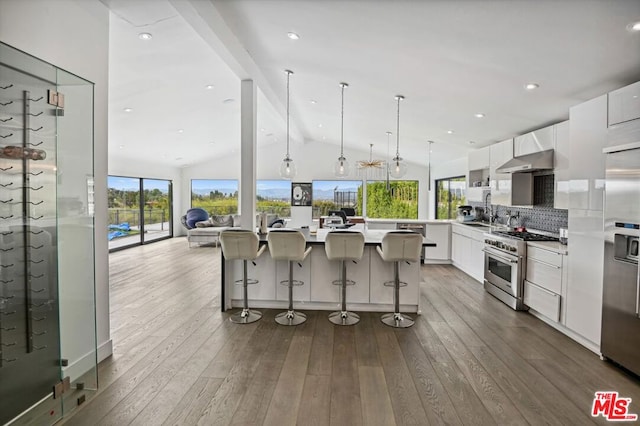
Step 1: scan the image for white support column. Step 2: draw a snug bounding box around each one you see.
[240,79,257,230]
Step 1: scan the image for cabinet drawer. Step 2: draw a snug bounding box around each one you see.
[524,280,561,322]
[527,246,562,267]
[526,257,562,294]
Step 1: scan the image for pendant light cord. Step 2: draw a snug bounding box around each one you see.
[395,95,404,159]
[286,70,291,160]
[340,84,345,157]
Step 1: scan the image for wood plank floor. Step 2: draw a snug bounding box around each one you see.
[61,237,640,425]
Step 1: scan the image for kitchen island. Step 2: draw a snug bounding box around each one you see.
[220,228,436,314]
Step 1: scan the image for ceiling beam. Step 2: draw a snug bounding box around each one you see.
[168,0,305,144]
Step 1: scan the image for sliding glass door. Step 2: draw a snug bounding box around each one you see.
[108,176,172,250]
[142,179,172,243]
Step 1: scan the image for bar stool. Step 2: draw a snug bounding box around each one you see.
[220,229,266,324]
[268,229,312,326]
[376,231,423,328]
[324,230,365,326]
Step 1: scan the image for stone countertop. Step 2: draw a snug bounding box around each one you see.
[527,240,569,255]
[259,228,436,247]
[365,218,453,224]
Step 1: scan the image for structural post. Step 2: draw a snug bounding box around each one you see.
[240,79,257,230]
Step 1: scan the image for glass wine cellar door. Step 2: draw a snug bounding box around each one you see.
[0,42,97,425]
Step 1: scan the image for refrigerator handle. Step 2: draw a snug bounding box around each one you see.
[636,266,640,319]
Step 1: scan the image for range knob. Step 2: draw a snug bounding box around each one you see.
[509,246,517,252]
[497,242,504,249]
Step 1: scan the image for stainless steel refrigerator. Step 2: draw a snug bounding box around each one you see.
[601,122,640,377]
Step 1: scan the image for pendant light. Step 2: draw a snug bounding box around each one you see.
[334,82,350,177]
[279,69,296,179]
[389,95,408,178]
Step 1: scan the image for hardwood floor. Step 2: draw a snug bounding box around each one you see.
[62,237,640,425]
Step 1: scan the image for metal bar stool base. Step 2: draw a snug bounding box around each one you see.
[275,310,307,326]
[328,311,360,326]
[230,309,262,324]
[381,312,414,328]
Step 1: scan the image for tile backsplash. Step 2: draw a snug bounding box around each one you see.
[469,201,568,234]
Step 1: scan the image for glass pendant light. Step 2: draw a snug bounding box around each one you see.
[389,94,408,178]
[334,82,350,177]
[279,69,296,179]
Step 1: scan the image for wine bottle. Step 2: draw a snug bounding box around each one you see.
[1,146,46,161]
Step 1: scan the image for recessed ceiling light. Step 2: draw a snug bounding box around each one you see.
[205,85,214,90]
[119,145,124,149]
[123,108,133,112]
[322,136,326,140]
[310,99,317,104]
[318,124,323,128]
[260,128,265,132]
[223,98,235,104]
[138,32,153,40]
[474,113,485,118]
[175,157,183,160]
[178,129,184,134]
[524,83,540,90]
[628,21,640,31]
[447,130,454,134]
[265,133,274,137]
[287,32,300,40]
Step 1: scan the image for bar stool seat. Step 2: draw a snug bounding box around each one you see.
[220,229,266,324]
[376,231,423,328]
[325,230,365,325]
[268,229,312,326]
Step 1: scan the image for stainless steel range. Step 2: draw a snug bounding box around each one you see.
[483,231,559,310]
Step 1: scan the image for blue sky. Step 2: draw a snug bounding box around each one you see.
[108,176,170,192]
[313,180,362,192]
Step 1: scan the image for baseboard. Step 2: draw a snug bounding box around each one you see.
[528,309,600,354]
[98,338,113,363]
[423,259,452,265]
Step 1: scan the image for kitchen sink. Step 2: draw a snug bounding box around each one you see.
[462,222,491,228]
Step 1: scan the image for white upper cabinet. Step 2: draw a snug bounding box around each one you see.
[554,120,570,209]
[489,139,514,206]
[514,124,555,156]
[468,146,491,171]
[608,81,640,126]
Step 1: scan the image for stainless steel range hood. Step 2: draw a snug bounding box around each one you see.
[496,149,554,174]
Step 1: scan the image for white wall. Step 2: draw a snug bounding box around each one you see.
[109,155,183,239]
[0,0,111,361]
[429,156,468,219]
[180,139,431,227]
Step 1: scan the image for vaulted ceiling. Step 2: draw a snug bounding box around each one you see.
[104,0,640,169]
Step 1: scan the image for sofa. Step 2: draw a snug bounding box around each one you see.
[181,208,240,247]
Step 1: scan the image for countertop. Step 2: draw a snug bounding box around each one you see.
[260,227,436,247]
[365,218,453,224]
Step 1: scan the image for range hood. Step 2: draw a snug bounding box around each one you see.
[496,149,554,174]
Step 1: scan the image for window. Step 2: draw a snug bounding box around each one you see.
[257,180,291,217]
[435,176,467,219]
[365,180,418,219]
[312,180,362,218]
[191,179,238,215]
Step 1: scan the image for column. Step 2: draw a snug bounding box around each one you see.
[240,79,257,230]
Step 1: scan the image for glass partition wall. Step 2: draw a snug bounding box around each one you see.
[0,42,97,425]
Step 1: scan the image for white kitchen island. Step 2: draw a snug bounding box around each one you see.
[220,228,436,314]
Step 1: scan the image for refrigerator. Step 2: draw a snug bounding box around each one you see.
[601,125,640,376]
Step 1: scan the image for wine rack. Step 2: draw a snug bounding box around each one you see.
[0,81,57,369]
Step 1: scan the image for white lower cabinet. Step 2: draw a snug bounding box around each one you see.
[424,223,451,262]
[451,223,485,282]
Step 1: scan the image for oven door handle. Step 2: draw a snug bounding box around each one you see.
[482,249,519,264]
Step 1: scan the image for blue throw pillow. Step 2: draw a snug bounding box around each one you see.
[186,208,209,229]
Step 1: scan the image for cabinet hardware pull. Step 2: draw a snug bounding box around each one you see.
[0,101,13,106]
[28,96,43,102]
[528,257,561,269]
[0,133,13,138]
[0,117,12,123]
[0,84,14,90]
